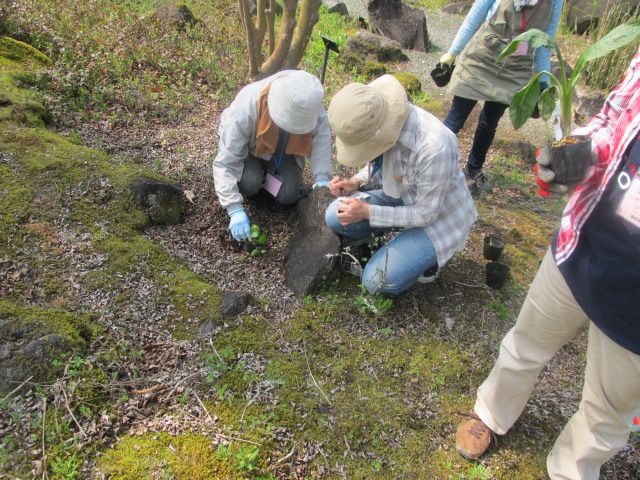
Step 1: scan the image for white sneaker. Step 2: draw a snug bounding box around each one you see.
[417,266,439,284]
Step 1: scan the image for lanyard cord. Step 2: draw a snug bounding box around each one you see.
[369,154,383,179]
[273,130,289,173]
[520,0,545,32]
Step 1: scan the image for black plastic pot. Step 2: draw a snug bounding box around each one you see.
[549,135,592,184]
[483,234,505,261]
[430,63,454,88]
[485,262,510,290]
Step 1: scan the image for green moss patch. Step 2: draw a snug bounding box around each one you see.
[99,433,262,479]
[0,300,92,346]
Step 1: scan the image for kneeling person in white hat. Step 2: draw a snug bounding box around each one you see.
[213,70,332,241]
[325,74,477,295]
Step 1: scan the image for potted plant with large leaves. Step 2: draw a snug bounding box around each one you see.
[497,22,640,183]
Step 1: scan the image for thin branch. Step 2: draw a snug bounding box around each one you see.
[215,432,261,446]
[161,371,203,403]
[450,280,490,289]
[60,384,87,438]
[269,441,297,470]
[1,375,33,401]
[302,339,332,406]
[41,397,48,480]
[191,388,215,424]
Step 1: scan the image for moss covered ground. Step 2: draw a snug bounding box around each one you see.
[0,1,637,479]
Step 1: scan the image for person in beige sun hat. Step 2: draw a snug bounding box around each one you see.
[325,74,477,295]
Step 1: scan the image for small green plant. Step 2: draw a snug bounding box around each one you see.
[355,288,393,317]
[467,463,492,480]
[216,444,262,473]
[487,298,512,321]
[50,454,80,480]
[249,224,268,256]
[497,22,640,136]
[234,445,260,472]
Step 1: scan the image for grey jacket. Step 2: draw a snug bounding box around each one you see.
[212,71,332,213]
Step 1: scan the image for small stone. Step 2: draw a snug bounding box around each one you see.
[220,290,253,318]
[130,177,185,225]
[151,3,199,31]
[323,0,349,15]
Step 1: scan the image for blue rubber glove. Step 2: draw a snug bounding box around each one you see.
[229,208,251,241]
[540,81,549,92]
[313,179,330,189]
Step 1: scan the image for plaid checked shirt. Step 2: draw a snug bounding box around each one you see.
[353,106,478,267]
[555,47,640,264]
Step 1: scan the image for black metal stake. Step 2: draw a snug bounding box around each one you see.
[320,36,339,85]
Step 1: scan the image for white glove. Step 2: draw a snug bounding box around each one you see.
[439,52,456,65]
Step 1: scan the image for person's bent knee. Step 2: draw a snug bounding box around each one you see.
[238,157,264,198]
[361,265,405,296]
[276,182,302,205]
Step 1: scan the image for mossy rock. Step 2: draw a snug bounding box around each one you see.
[0,300,94,393]
[392,71,421,94]
[361,61,387,78]
[130,177,186,225]
[0,37,51,68]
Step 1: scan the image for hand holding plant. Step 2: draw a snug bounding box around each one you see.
[498,22,640,184]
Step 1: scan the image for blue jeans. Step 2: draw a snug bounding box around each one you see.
[443,95,508,174]
[325,190,438,295]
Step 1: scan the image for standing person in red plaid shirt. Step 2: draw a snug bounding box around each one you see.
[454,47,640,479]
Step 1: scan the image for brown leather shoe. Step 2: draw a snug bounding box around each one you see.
[455,413,493,459]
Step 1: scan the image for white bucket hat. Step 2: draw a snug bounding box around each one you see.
[267,70,324,135]
[328,74,409,168]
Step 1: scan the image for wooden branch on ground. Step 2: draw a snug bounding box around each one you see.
[60,384,87,438]
[302,339,332,406]
[1,375,33,401]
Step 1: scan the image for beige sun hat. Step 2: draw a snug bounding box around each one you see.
[328,74,409,168]
[268,70,324,135]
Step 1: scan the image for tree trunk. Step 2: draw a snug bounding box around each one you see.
[259,0,298,76]
[237,0,321,79]
[285,0,322,69]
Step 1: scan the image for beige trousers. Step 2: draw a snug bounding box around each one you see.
[474,249,640,480]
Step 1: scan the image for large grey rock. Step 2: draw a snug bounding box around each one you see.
[344,30,408,63]
[323,0,349,15]
[151,3,199,31]
[1,334,74,394]
[130,177,185,225]
[574,88,605,127]
[285,188,340,296]
[566,0,638,35]
[367,0,429,52]
[441,0,474,15]
[0,306,90,394]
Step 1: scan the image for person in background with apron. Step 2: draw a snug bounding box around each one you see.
[439,0,563,191]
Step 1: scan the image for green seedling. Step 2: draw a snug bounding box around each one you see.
[246,224,267,256]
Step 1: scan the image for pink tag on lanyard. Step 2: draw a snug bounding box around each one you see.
[264,172,283,197]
